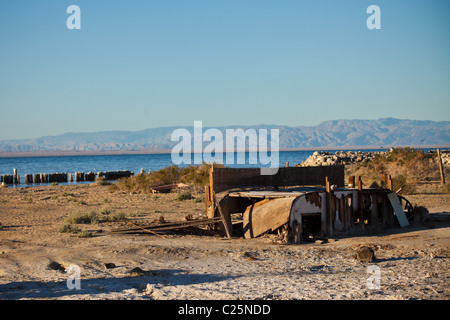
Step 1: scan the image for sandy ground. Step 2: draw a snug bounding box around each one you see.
[0,183,449,300]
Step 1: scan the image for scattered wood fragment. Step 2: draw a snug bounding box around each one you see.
[110,217,223,235]
[150,183,187,193]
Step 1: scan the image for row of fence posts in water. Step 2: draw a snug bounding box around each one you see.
[0,168,134,185]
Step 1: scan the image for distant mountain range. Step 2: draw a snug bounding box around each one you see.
[0,118,449,154]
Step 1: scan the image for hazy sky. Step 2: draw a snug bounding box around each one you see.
[0,0,449,139]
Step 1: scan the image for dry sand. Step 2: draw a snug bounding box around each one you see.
[0,184,449,300]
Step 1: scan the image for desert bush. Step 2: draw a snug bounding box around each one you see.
[193,197,204,203]
[110,162,224,194]
[96,177,110,186]
[441,183,450,194]
[77,231,92,238]
[348,147,442,194]
[65,211,99,224]
[103,211,127,222]
[59,224,81,234]
[176,190,193,201]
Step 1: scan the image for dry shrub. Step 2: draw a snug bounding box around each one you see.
[65,211,99,224]
[348,147,442,194]
[110,162,224,194]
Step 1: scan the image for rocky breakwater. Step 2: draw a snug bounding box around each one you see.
[297,149,450,167]
[440,150,450,166]
[296,150,384,167]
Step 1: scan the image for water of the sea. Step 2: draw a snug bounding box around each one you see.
[0,149,392,178]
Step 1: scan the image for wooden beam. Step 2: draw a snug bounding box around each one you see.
[357,176,364,230]
[213,193,232,239]
[380,174,387,189]
[437,149,446,185]
[387,192,409,227]
[370,193,379,227]
[348,176,355,188]
[387,174,393,191]
[210,165,345,193]
[325,177,333,237]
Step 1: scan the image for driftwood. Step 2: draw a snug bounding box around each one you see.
[150,183,187,193]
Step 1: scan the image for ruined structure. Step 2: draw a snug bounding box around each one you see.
[205,165,413,243]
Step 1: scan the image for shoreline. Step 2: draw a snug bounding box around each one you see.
[0,145,448,158]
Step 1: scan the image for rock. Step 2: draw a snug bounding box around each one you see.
[104,262,116,269]
[297,150,386,167]
[47,261,65,272]
[426,272,438,278]
[354,246,376,263]
[127,267,145,276]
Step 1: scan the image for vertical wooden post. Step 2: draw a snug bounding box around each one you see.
[348,176,355,188]
[380,174,387,189]
[437,149,445,185]
[357,176,364,230]
[13,168,18,185]
[325,176,333,237]
[286,161,289,167]
[24,174,32,184]
[204,185,211,215]
[387,174,393,191]
[208,164,215,219]
[346,194,353,229]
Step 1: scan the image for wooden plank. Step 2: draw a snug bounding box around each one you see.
[387,192,409,228]
[214,193,232,239]
[243,197,294,239]
[111,217,223,233]
[345,194,353,229]
[227,190,308,198]
[370,193,379,227]
[150,183,187,193]
[357,177,364,230]
[348,176,355,188]
[211,166,345,193]
[204,185,211,215]
[325,177,333,237]
[437,149,446,185]
[380,174,387,189]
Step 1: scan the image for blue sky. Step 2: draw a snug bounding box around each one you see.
[0,0,449,139]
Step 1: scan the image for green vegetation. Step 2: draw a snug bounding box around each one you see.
[77,231,93,238]
[61,207,129,238]
[59,223,91,238]
[65,207,129,225]
[176,190,193,201]
[441,183,450,194]
[96,177,110,186]
[65,211,99,224]
[59,224,81,234]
